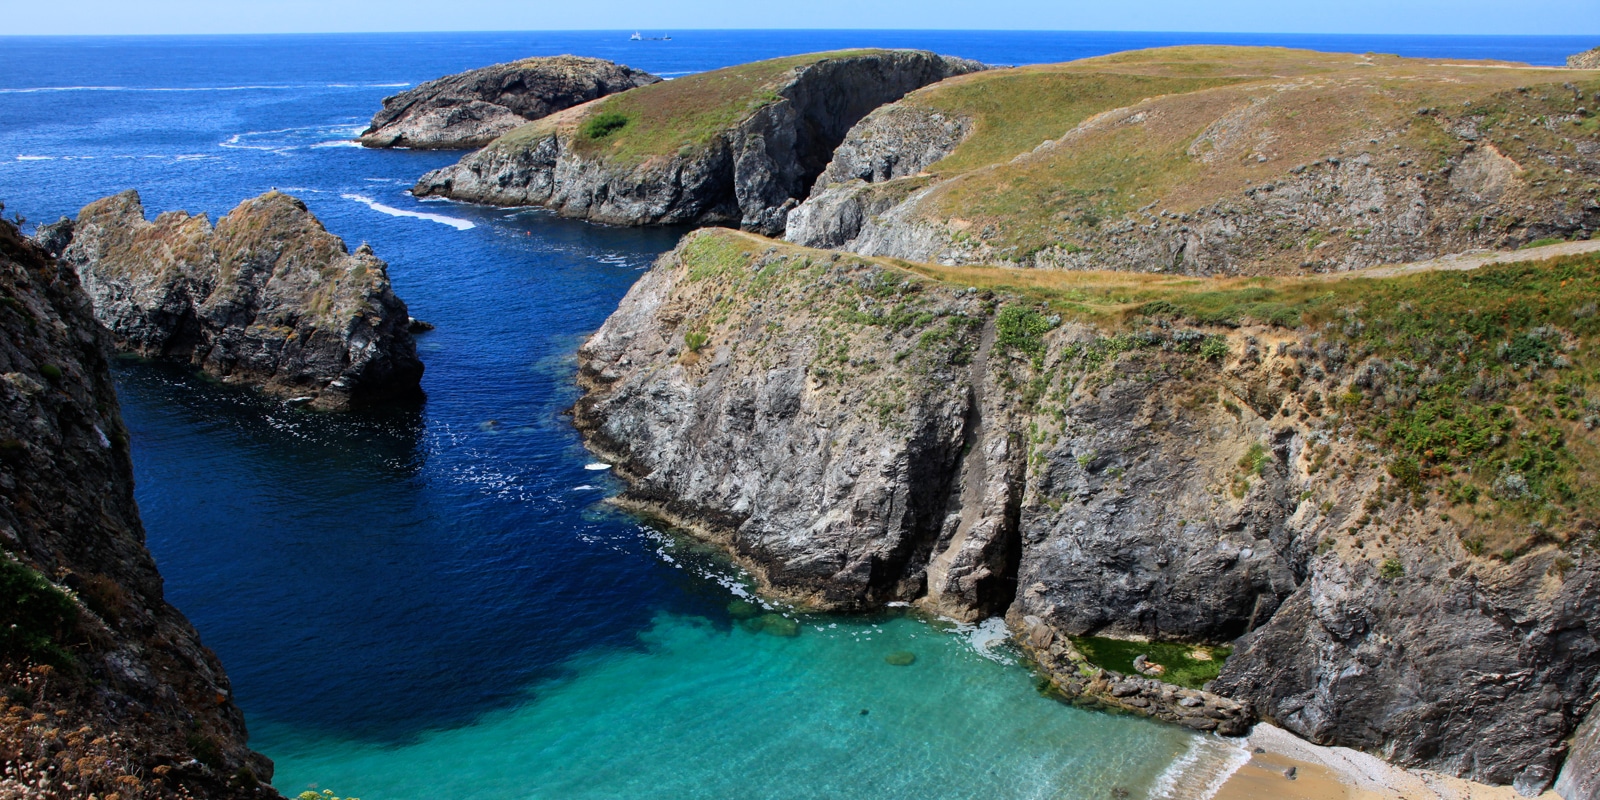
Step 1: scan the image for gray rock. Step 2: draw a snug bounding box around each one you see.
[360,55,659,149]
[59,190,423,410]
[415,50,987,236]
[1557,704,1600,799]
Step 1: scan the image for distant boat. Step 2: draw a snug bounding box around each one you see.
[630,32,642,40]
[630,32,671,41]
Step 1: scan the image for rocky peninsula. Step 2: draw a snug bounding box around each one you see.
[0,214,278,798]
[577,225,1600,795]
[786,47,1600,273]
[413,49,986,235]
[360,55,661,150]
[55,190,424,410]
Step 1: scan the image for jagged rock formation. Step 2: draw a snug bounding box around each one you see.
[786,47,1600,275]
[1571,48,1600,70]
[59,190,424,410]
[414,50,986,235]
[576,228,1600,794]
[359,55,660,150]
[0,215,278,798]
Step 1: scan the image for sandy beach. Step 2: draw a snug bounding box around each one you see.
[1210,723,1562,800]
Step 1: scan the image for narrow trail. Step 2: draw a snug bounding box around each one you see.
[1338,238,1600,280]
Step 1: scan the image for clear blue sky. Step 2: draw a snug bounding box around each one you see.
[4,0,1597,36]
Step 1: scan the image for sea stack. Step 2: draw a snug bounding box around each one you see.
[0,215,278,797]
[359,55,661,149]
[60,190,424,410]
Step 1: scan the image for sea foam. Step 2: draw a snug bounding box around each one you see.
[341,193,475,231]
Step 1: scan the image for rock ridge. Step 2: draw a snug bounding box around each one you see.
[360,55,660,149]
[59,190,424,410]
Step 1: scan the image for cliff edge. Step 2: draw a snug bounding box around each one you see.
[414,49,986,235]
[58,190,424,410]
[0,213,278,798]
[577,228,1600,795]
[360,55,661,150]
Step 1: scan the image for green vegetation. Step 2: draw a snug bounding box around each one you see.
[684,329,710,353]
[1071,636,1231,690]
[995,305,1056,356]
[0,558,78,667]
[579,110,630,140]
[1380,559,1406,580]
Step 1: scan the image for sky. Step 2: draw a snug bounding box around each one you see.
[2,0,1597,37]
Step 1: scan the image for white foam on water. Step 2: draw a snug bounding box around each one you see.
[341,193,475,231]
[572,485,596,491]
[312,139,362,148]
[1146,735,1251,800]
[0,82,410,94]
[16,155,53,161]
[949,617,1013,663]
[583,462,611,471]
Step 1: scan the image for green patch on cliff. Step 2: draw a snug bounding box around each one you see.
[1070,636,1230,690]
[0,558,78,667]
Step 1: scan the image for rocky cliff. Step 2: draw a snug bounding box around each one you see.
[413,50,986,235]
[1558,705,1600,799]
[360,55,660,150]
[1571,48,1600,70]
[786,48,1600,275]
[58,190,424,410]
[0,213,278,798]
[576,228,1600,794]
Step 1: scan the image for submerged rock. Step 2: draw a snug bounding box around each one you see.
[415,49,986,235]
[0,216,277,797]
[884,651,917,666]
[360,55,660,149]
[60,190,424,410]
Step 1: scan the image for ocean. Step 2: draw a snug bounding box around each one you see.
[0,29,1587,799]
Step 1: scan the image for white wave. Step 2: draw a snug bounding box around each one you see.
[0,82,411,94]
[572,484,597,491]
[312,139,362,149]
[1147,735,1251,800]
[341,193,475,231]
[15,155,53,161]
[952,617,1012,662]
[583,462,612,471]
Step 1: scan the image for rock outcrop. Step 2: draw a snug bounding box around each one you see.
[1571,48,1600,70]
[786,49,1600,275]
[59,190,424,410]
[360,55,660,150]
[0,214,278,798]
[576,229,1600,793]
[414,50,986,235]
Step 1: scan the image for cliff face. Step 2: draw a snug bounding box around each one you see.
[1571,48,1600,70]
[59,190,424,410]
[786,51,1600,275]
[576,229,1600,794]
[413,50,986,235]
[1558,706,1600,799]
[0,215,277,798]
[360,55,660,150]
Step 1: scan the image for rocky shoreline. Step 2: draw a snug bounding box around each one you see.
[574,228,1600,795]
[0,214,278,798]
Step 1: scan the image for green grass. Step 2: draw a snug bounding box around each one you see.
[1070,635,1231,690]
[0,558,78,667]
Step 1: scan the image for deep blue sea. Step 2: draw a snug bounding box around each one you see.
[0,30,1588,799]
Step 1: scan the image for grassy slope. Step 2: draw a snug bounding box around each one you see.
[694,226,1600,568]
[872,46,1600,257]
[495,49,888,165]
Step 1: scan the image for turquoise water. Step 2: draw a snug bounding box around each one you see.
[3,30,1585,800]
[261,552,1195,799]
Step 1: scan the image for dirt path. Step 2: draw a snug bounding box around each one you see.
[1342,238,1600,280]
